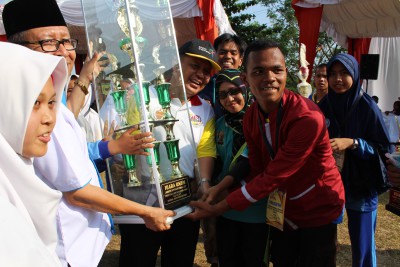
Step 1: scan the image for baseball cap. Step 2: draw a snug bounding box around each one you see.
[179,39,221,71]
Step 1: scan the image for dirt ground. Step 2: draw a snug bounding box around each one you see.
[99,192,400,267]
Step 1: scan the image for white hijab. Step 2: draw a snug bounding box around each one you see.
[0,42,67,266]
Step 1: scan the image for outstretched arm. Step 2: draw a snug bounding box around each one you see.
[63,184,175,231]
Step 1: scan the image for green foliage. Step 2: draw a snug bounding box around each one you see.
[221,0,347,90]
[315,32,347,66]
[220,0,271,48]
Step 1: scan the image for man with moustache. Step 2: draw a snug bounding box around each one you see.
[3,1,174,266]
[119,39,219,267]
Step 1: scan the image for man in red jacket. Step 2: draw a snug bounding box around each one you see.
[190,39,345,267]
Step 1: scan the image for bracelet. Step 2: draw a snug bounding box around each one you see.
[74,79,89,95]
[198,178,210,186]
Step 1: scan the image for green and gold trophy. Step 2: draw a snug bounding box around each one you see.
[110,75,141,187]
[163,139,185,179]
[153,65,176,140]
[122,154,141,187]
[145,141,166,184]
[111,88,129,127]
[134,81,152,120]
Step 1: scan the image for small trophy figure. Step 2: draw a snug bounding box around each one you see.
[297,43,312,98]
[119,37,134,62]
[163,139,185,179]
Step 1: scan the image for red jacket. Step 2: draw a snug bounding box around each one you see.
[226,89,345,229]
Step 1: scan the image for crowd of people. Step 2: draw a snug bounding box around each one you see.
[0,0,398,267]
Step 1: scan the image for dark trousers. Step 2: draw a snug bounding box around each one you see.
[216,216,269,267]
[119,218,200,267]
[270,222,337,267]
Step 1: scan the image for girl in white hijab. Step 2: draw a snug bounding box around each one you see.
[0,42,67,266]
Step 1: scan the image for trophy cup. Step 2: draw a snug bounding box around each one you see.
[152,47,176,140]
[163,139,185,179]
[155,82,176,140]
[111,90,128,127]
[122,154,142,187]
[134,81,151,120]
[145,141,166,184]
[110,75,142,187]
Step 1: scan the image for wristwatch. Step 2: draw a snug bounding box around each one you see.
[351,139,359,150]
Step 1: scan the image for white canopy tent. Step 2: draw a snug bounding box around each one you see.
[0,0,234,53]
[293,0,400,111]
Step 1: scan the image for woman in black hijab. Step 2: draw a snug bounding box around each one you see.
[318,53,390,267]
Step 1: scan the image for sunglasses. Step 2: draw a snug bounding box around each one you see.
[217,87,244,100]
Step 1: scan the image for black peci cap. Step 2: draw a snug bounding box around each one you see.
[3,0,67,38]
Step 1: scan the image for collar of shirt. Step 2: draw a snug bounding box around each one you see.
[189,95,202,106]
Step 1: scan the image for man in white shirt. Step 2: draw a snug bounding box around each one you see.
[3,0,174,266]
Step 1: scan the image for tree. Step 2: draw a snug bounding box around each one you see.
[221,0,346,90]
[220,0,271,45]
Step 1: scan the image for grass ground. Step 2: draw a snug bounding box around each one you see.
[99,192,400,267]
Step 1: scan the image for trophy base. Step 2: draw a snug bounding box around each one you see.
[386,187,400,216]
[127,172,142,187]
[127,180,142,187]
[149,119,178,128]
[149,173,166,184]
[161,176,191,210]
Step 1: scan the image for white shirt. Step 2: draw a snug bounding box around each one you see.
[34,104,112,267]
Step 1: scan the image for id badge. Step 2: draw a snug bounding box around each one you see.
[266,189,286,231]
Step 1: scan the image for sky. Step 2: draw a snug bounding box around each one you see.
[243,2,269,25]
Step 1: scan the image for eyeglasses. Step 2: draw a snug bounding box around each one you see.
[17,38,78,52]
[217,87,244,100]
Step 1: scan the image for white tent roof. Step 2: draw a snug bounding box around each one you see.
[0,0,234,53]
[295,0,400,47]
[294,0,400,112]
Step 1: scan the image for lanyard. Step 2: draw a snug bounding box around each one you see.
[257,100,284,160]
